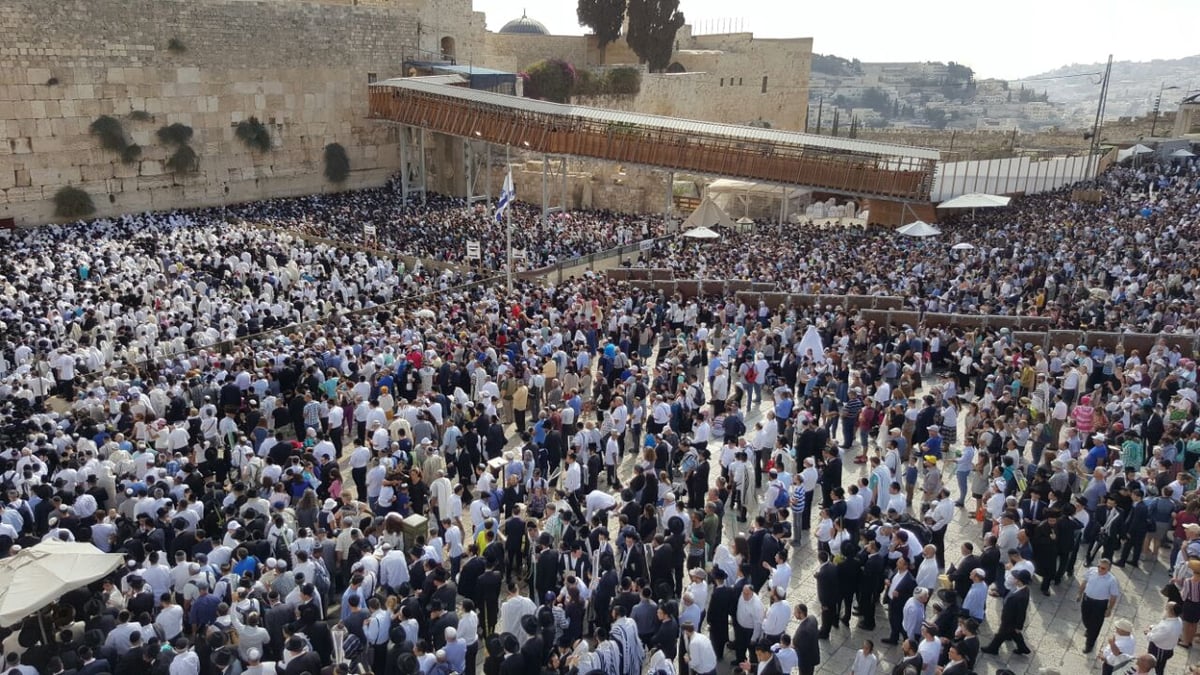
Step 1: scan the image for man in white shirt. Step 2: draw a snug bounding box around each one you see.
[1145,602,1182,673]
[734,583,765,664]
[761,587,791,642]
[683,621,717,675]
[1098,619,1137,673]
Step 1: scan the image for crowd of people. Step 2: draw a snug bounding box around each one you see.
[231,180,665,270]
[0,161,1199,675]
[634,161,1200,334]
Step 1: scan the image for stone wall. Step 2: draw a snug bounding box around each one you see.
[0,0,485,225]
[483,33,591,74]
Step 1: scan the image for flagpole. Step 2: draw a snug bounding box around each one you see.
[505,145,512,293]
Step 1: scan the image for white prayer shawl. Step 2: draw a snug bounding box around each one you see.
[611,616,643,675]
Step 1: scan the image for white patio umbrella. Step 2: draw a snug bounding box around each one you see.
[896,221,942,238]
[1172,149,1196,158]
[936,193,1012,209]
[681,226,721,240]
[951,242,975,250]
[0,540,124,627]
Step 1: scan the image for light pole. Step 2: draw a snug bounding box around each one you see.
[1150,83,1180,137]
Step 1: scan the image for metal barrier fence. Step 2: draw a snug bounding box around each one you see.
[596,275,1200,357]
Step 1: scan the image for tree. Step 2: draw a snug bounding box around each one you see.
[578,0,626,48]
[521,60,577,103]
[625,0,684,72]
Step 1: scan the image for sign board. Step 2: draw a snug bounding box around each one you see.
[639,238,656,251]
[466,241,481,260]
[363,224,377,237]
[511,248,527,262]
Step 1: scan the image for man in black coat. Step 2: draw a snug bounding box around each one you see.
[707,568,738,661]
[814,550,840,639]
[620,533,648,582]
[980,569,1031,655]
[649,604,680,659]
[533,540,562,601]
[476,562,503,635]
[791,603,820,675]
[747,519,768,590]
[883,555,916,644]
[458,546,487,603]
[1117,488,1151,568]
[649,535,675,599]
[817,447,843,510]
[836,542,862,626]
[857,541,887,630]
[756,527,782,591]
[947,542,981,602]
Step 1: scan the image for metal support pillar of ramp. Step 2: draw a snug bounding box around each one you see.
[465,139,489,205]
[664,171,674,229]
[401,126,428,205]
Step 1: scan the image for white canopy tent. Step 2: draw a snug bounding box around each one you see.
[705,179,811,222]
[936,193,1011,209]
[896,221,942,238]
[0,540,124,627]
[681,225,721,240]
[680,196,736,231]
[1116,144,1155,162]
[1172,148,1196,158]
[951,242,975,250]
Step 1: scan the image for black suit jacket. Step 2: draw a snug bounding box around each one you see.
[815,562,839,607]
[621,545,647,582]
[707,584,738,630]
[862,551,888,594]
[890,655,923,675]
[792,615,820,667]
[888,571,916,612]
[77,661,112,675]
[1000,587,1029,630]
[757,655,785,675]
[283,651,322,675]
[649,544,675,583]
[477,570,503,608]
[458,555,486,600]
[979,545,1002,585]
[650,617,680,658]
[949,554,980,598]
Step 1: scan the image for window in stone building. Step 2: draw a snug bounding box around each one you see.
[738,78,743,86]
[761,76,768,93]
[720,78,724,86]
[441,36,456,62]
[368,73,378,84]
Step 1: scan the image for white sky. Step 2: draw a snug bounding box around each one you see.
[471,0,1200,80]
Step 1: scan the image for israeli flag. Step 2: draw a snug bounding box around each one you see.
[495,168,514,224]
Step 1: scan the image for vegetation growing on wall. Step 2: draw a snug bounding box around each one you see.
[157,123,198,174]
[236,117,272,152]
[54,187,95,219]
[165,145,199,174]
[520,60,577,103]
[128,110,153,122]
[167,37,186,53]
[89,115,140,165]
[324,143,350,183]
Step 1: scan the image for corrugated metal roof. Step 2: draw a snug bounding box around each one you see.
[375,78,941,161]
[377,75,467,87]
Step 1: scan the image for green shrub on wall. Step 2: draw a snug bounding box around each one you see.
[167,37,186,53]
[324,143,350,183]
[605,67,641,95]
[89,115,140,165]
[128,110,152,122]
[236,117,272,152]
[157,123,194,146]
[54,187,95,219]
[165,145,199,174]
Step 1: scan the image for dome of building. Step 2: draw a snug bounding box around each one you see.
[499,11,550,36]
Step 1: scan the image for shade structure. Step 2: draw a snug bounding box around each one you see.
[735,217,755,225]
[681,226,721,240]
[951,242,975,250]
[1172,149,1196,158]
[896,220,942,238]
[0,540,124,627]
[936,193,1011,209]
[680,196,736,230]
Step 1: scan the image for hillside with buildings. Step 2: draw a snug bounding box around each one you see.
[1018,54,1200,124]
